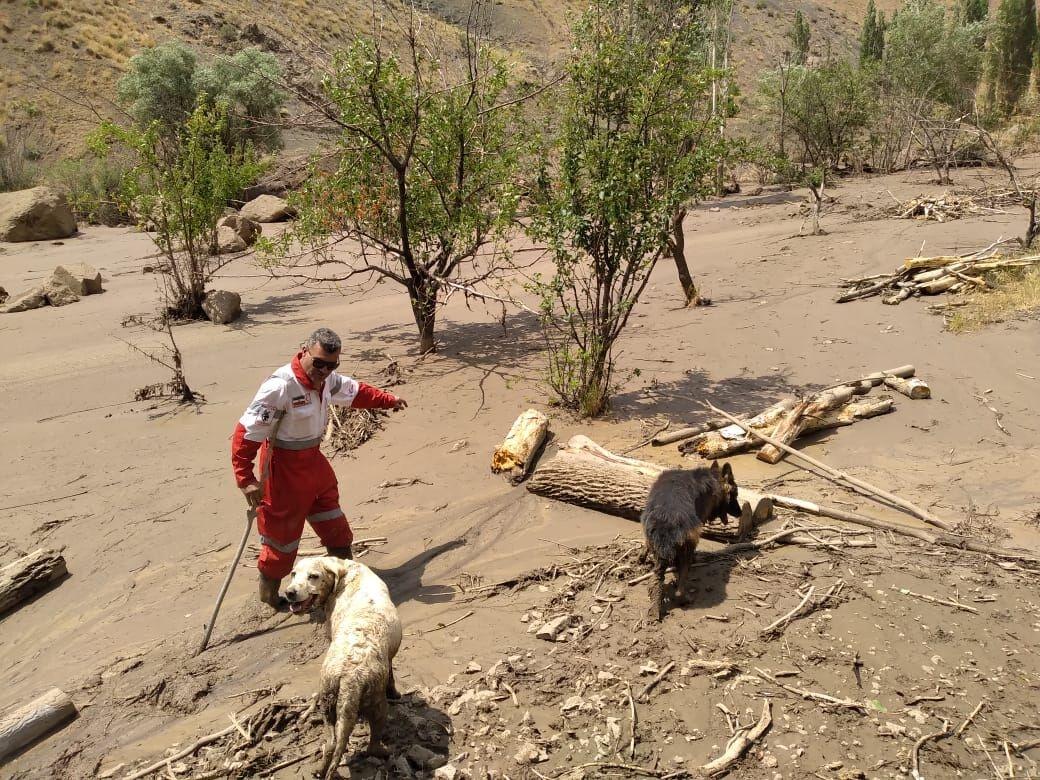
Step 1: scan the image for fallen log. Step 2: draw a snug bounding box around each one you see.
[0,688,77,761]
[758,386,856,464]
[490,409,549,484]
[0,549,68,617]
[682,396,893,459]
[526,439,773,537]
[700,700,772,777]
[884,375,930,399]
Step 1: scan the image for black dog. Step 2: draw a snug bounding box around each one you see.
[641,462,741,621]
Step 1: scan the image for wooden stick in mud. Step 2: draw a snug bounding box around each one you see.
[0,688,77,762]
[884,375,931,399]
[704,401,955,532]
[123,724,238,780]
[0,549,68,617]
[699,700,772,777]
[767,494,1040,564]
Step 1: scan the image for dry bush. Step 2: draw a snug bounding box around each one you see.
[947,266,1040,332]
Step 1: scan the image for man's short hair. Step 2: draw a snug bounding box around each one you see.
[305,328,341,353]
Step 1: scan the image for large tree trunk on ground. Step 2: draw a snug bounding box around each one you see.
[757,386,856,464]
[491,409,549,484]
[0,549,67,617]
[526,437,773,541]
[0,688,76,761]
[683,397,893,460]
[669,207,700,306]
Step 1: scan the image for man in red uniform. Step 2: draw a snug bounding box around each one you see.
[231,328,407,609]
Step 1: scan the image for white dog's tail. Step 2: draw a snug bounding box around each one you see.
[318,670,365,780]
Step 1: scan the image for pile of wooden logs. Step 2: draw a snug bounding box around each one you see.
[653,365,928,463]
[893,191,1014,222]
[838,246,1040,305]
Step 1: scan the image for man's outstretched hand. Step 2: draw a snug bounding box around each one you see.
[241,483,262,509]
[392,397,408,411]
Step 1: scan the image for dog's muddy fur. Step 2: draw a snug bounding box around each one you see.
[284,556,402,779]
[641,462,741,621]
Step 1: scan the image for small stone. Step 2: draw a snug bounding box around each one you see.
[826,761,844,770]
[449,439,468,452]
[434,766,458,780]
[761,754,779,768]
[465,661,482,674]
[535,615,575,641]
[406,744,445,769]
[519,613,529,623]
[513,741,548,765]
[43,278,79,306]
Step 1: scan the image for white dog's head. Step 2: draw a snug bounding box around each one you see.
[284,556,352,615]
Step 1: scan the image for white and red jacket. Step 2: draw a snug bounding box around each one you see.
[231,353,398,488]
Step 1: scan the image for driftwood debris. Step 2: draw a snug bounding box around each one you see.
[682,396,893,460]
[884,375,931,399]
[491,409,549,484]
[894,191,1016,222]
[0,688,77,761]
[526,436,773,539]
[0,548,68,617]
[706,402,955,532]
[839,246,1040,305]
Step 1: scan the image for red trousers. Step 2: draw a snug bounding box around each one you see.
[256,443,352,579]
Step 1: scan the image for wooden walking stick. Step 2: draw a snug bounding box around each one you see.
[196,417,283,655]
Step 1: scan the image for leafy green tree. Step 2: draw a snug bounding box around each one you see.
[986,0,1038,114]
[93,101,262,319]
[788,10,811,64]
[117,42,285,149]
[859,0,886,64]
[263,15,523,354]
[529,0,720,416]
[117,42,199,135]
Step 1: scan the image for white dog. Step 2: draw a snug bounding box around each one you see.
[284,556,402,779]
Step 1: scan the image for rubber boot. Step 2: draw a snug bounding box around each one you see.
[325,545,353,560]
[259,574,288,611]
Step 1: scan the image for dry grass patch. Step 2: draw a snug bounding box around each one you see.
[947,266,1040,332]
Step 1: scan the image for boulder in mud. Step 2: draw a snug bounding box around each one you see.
[0,187,77,242]
[213,225,247,254]
[202,289,242,324]
[0,285,47,313]
[51,262,103,295]
[43,279,80,307]
[239,194,294,223]
[217,213,261,245]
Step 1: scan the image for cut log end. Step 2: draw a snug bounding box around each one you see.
[0,548,68,617]
[0,688,77,762]
[491,409,549,481]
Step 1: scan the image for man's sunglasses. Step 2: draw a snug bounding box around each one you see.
[309,355,339,371]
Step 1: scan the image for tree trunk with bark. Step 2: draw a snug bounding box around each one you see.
[410,280,439,354]
[0,688,77,761]
[526,436,773,540]
[669,207,700,306]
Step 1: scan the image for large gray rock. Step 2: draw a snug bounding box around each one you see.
[0,187,77,242]
[213,225,247,254]
[51,262,103,295]
[218,213,261,245]
[43,279,79,307]
[0,285,47,313]
[0,286,7,304]
[202,290,242,324]
[239,194,294,223]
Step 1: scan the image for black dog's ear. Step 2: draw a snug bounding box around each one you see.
[721,462,735,484]
[710,461,720,476]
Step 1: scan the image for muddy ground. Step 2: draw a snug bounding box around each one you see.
[1,161,1039,779]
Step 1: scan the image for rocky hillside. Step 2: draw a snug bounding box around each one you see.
[0,0,899,157]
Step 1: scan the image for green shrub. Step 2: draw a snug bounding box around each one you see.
[48,154,136,226]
